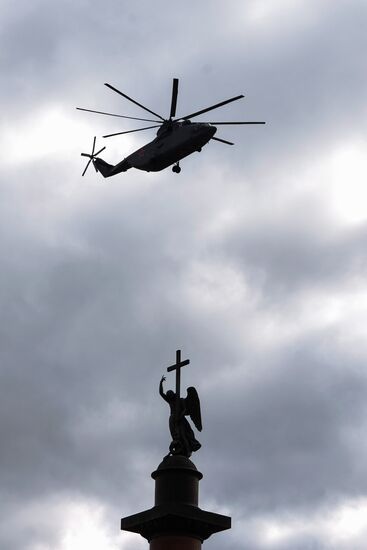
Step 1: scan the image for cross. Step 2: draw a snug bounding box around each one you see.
[167,349,190,414]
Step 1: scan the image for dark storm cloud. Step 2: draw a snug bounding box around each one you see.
[202,335,367,510]
[2,162,367,550]
[221,209,367,302]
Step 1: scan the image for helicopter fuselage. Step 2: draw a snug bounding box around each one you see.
[108,121,217,175]
[80,78,264,177]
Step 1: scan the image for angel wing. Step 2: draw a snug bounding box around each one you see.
[185,386,202,432]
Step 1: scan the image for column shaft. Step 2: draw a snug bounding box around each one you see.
[150,535,201,550]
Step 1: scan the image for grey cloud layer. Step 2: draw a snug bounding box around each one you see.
[1,1,367,549]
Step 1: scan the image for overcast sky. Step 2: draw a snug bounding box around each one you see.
[1,1,367,549]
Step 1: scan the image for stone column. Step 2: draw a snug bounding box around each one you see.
[121,455,231,548]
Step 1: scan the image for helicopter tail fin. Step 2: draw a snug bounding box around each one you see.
[93,158,114,178]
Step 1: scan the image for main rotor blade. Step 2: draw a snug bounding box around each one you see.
[104,83,165,121]
[212,136,234,145]
[76,107,161,123]
[103,125,161,138]
[179,95,244,121]
[169,78,179,119]
[91,136,96,156]
[205,121,266,125]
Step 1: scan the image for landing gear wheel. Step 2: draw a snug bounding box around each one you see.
[172,163,181,174]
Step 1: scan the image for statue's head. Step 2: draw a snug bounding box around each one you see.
[166,390,175,401]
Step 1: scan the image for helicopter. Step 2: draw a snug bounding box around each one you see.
[78,78,265,177]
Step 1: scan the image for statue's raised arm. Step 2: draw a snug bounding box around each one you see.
[159,375,169,402]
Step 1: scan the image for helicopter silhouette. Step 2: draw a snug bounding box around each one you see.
[78,78,265,176]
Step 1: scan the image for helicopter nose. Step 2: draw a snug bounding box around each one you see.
[202,125,216,141]
[199,124,216,138]
[208,125,217,137]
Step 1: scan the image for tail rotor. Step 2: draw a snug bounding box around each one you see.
[81,137,106,176]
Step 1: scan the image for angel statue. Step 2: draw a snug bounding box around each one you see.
[159,375,202,458]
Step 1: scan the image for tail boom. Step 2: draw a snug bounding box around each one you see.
[93,157,131,178]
